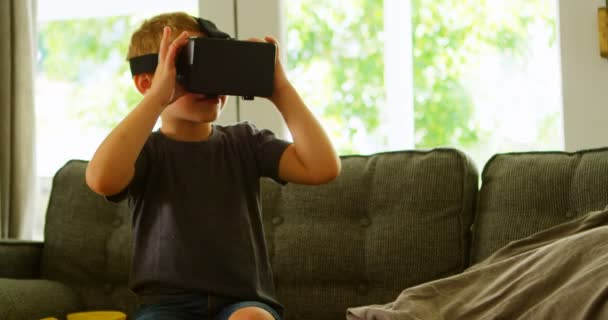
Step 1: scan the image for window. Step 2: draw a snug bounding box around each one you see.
[285,0,562,165]
[34,1,198,240]
[32,0,562,238]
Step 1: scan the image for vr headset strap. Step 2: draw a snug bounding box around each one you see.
[129,54,158,76]
[129,16,231,76]
[195,17,230,39]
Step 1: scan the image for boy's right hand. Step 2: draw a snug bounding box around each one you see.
[148,26,190,107]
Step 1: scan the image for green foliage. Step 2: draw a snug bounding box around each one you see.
[287,0,555,152]
[409,0,554,148]
[38,16,138,129]
[36,2,555,154]
[286,0,384,153]
[39,17,131,81]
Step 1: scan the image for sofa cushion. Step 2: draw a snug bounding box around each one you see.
[0,278,81,320]
[472,147,608,264]
[41,160,137,316]
[261,148,478,320]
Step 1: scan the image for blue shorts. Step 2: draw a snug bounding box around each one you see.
[135,294,282,320]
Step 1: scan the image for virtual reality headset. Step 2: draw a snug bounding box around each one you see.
[128,17,275,100]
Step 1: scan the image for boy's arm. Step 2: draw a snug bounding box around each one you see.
[85,94,164,196]
[270,84,341,185]
[260,36,341,185]
[86,27,190,195]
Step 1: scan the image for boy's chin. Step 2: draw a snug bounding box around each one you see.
[164,103,222,123]
[183,114,219,123]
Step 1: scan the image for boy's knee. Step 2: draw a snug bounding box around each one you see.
[227,306,276,320]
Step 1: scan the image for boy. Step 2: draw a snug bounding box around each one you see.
[85,12,340,320]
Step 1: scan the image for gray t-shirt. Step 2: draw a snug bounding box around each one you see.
[107,122,291,313]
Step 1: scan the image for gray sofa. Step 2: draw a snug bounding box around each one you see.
[1,147,608,320]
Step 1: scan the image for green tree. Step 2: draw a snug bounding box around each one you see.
[287,0,384,154]
[37,2,555,154]
[410,0,554,148]
[38,16,141,129]
[286,0,555,152]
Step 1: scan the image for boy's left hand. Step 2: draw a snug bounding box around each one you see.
[247,36,291,100]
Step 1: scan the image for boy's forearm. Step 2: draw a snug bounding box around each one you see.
[270,84,341,178]
[86,93,164,195]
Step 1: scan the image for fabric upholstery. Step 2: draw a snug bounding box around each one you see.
[30,149,477,320]
[8,147,608,319]
[261,149,478,320]
[41,160,137,316]
[0,278,81,320]
[0,240,42,278]
[471,147,608,263]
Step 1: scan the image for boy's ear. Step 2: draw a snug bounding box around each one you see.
[133,73,153,94]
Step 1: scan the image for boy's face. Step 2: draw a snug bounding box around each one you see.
[159,30,228,124]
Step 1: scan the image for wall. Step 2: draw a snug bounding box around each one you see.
[559,0,608,151]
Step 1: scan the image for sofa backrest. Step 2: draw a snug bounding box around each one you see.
[40,149,478,319]
[41,160,136,314]
[260,149,478,320]
[471,147,608,264]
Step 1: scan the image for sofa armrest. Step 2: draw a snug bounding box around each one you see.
[0,278,82,320]
[0,239,43,278]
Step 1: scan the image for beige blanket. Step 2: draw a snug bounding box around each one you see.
[347,207,608,320]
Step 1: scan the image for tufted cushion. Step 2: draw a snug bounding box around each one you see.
[37,149,478,320]
[472,147,608,263]
[261,149,478,320]
[41,160,137,316]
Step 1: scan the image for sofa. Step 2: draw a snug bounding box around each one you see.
[1,147,608,320]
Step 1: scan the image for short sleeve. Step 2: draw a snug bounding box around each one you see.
[247,122,292,185]
[105,142,150,203]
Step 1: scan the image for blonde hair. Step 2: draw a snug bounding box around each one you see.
[126,12,200,60]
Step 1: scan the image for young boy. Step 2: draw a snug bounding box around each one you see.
[85,12,340,320]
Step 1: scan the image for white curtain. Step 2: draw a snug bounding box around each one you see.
[0,0,37,239]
